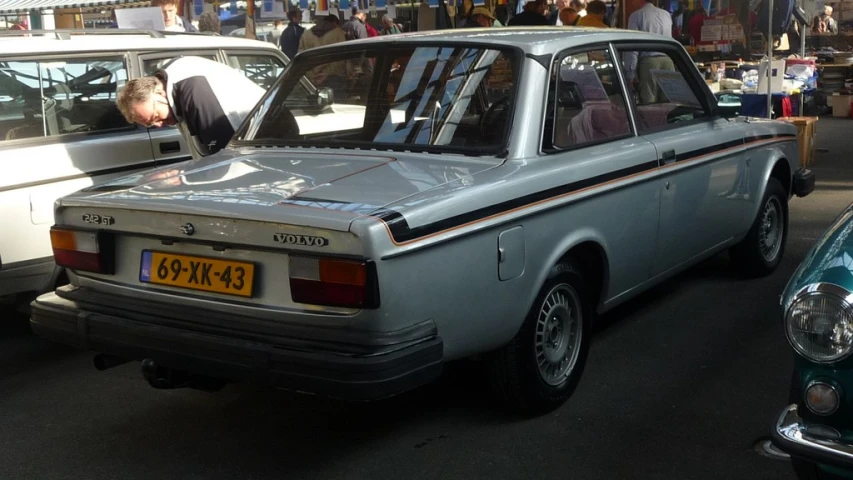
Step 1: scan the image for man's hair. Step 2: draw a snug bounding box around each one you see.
[523,0,547,11]
[327,14,340,25]
[150,0,178,6]
[559,6,578,24]
[117,77,160,124]
[287,9,299,20]
[198,11,220,33]
[586,0,606,15]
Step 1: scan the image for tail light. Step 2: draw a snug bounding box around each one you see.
[50,227,114,274]
[289,256,379,309]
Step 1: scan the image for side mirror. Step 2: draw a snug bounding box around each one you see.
[715,104,740,119]
[715,93,740,119]
[317,87,334,107]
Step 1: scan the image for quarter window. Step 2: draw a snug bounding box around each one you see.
[618,47,708,133]
[227,54,286,90]
[544,48,632,151]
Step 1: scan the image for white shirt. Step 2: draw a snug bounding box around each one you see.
[627,2,672,37]
[624,2,673,80]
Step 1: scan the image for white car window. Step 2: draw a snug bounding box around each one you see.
[0,60,44,141]
[142,55,217,76]
[39,57,130,137]
[227,53,285,90]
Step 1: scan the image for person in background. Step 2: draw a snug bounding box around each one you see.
[343,7,369,40]
[365,18,380,37]
[625,0,674,103]
[467,6,499,26]
[381,14,402,34]
[577,0,607,26]
[686,4,707,45]
[671,0,687,36]
[150,0,198,32]
[549,0,568,25]
[280,10,305,60]
[107,9,119,28]
[812,5,838,34]
[507,0,550,25]
[270,19,285,45]
[298,14,346,51]
[559,6,579,25]
[197,11,221,34]
[569,0,586,18]
[117,56,265,160]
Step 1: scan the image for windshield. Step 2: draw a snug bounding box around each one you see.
[237,44,518,155]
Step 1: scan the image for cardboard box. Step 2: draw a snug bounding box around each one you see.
[828,94,852,118]
[779,116,819,168]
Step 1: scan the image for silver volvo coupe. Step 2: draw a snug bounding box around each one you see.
[30,27,814,415]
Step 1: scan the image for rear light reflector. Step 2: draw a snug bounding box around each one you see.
[289,256,378,308]
[50,227,114,274]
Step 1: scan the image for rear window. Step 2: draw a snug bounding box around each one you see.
[1,56,130,142]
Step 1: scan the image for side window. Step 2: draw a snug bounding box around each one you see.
[142,55,217,75]
[618,47,708,133]
[39,57,130,136]
[544,47,632,151]
[0,61,44,142]
[227,54,285,90]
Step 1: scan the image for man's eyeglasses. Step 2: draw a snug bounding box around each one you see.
[140,96,168,128]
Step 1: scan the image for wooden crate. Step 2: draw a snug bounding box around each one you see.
[778,116,819,168]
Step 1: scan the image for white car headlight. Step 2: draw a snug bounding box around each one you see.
[786,287,853,363]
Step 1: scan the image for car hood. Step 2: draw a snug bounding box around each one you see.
[64,148,500,231]
[783,202,853,302]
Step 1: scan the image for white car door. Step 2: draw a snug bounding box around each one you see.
[0,54,165,294]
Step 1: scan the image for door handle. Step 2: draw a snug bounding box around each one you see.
[159,141,181,154]
[661,150,676,165]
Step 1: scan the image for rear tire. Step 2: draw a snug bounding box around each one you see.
[730,177,788,278]
[487,262,592,416]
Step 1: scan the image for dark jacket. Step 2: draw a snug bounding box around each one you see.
[343,17,368,40]
[507,11,550,26]
[280,22,305,60]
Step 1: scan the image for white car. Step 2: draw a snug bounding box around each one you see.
[0,29,287,308]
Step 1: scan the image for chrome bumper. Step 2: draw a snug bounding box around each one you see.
[772,403,853,469]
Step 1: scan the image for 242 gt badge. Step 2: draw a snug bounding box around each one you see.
[273,233,329,247]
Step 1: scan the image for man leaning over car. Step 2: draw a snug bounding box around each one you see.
[117,56,268,160]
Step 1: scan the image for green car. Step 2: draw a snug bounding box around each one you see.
[773,204,853,479]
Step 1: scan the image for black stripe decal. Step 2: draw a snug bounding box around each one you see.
[674,133,795,164]
[675,139,743,162]
[379,133,797,243]
[380,160,660,243]
[0,156,189,193]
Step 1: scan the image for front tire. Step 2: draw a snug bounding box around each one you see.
[487,263,592,416]
[730,177,788,278]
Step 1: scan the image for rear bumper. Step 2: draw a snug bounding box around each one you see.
[772,403,853,470]
[30,287,443,401]
[794,168,815,198]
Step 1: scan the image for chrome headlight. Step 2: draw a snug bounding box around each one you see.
[786,286,853,363]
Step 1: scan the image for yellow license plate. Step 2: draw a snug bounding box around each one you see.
[139,250,255,297]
